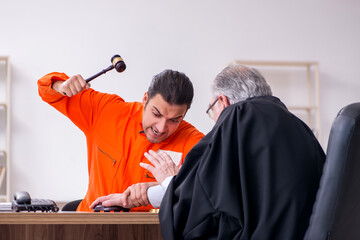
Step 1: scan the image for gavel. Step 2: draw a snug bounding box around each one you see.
[85,54,126,83]
[61,55,126,96]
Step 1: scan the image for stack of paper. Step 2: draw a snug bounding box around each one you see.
[0,202,12,211]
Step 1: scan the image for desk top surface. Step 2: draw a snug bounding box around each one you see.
[0,212,160,224]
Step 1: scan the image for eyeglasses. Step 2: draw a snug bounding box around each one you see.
[206,98,219,119]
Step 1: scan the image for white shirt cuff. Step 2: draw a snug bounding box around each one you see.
[161,176,173,190]
[148,176,174,208]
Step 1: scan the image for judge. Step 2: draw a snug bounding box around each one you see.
[139,64,325,239]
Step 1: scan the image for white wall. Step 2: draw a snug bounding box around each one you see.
[0,0,359,201]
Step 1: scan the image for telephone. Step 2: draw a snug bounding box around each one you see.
[12,191,59,212]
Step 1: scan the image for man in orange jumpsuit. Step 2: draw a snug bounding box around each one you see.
[38,69,204,212]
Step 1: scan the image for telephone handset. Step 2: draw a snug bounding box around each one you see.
[12,191,59,212]
[14,191,31,204]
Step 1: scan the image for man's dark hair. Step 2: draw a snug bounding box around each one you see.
[147,69,194,109]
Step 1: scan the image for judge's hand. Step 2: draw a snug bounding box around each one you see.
[140,150,180,184]
[89,182,158,210]
[52,74,90,97]
[122,182,158,208]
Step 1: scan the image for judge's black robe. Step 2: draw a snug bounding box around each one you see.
[159,96,325,240]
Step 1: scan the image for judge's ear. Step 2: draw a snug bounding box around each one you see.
[218,94,231,108]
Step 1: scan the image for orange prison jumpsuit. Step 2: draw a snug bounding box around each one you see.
[38,72,204,212]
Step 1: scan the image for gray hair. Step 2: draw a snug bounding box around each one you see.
[212,65,273,104]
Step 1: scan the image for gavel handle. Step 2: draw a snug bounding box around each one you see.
[85,65,115,83]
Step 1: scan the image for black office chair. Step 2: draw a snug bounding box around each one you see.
[304,103,360,240]
[61,199,82,211]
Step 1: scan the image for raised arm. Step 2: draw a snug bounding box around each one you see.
[51,74,90,97]
[38,72,124,133]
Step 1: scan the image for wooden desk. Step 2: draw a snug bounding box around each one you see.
[0,212,162,240]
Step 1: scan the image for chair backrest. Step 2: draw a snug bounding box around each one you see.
[304,103,360,240]
[61,199,82,211]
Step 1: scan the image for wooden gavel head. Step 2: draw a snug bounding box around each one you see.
[111,55,126,73]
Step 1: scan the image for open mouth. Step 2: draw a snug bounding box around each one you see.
[151,127,164,137]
